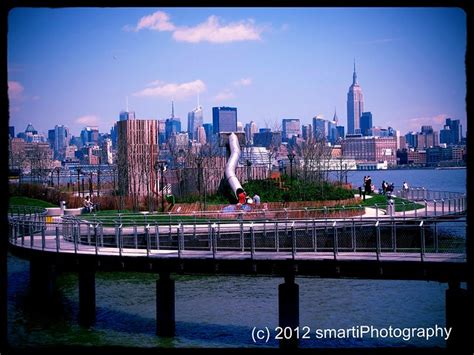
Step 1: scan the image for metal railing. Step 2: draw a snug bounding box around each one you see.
[8,213,466,262]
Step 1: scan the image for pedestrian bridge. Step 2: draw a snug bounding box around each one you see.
[7,188,469,347]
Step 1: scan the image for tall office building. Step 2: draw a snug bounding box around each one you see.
[157,119,166,145]
[203,123,213,143]
[187,104,203,141]
[119,98,136,121]
[360,112,373,136]
[313,115,328,141]
[54,125,70,158]
[347,61,364,134]
[440,118,462,145]
[244,121,258,145]
[165,102,181,141]
[282,119,301,142]
[117,119,159,197]
[80,126,99,146]
[212,107,237,134]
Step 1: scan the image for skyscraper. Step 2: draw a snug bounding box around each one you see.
[212,107,237,134]
[117,119,159,197]
[165,102,181,141]
[187,104,203,141]
[282,119,301,142]
[347,61,364,134]
[360,112,373,136]
[440,118,462,145]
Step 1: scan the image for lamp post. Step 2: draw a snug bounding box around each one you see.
[89,171,93,197]
[155,161,167,212]
[55,166,60,188]
[76,167,81,197]
[287,152,295,183]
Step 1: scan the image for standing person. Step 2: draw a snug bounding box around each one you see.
[402,181,409,197]
[365,176,372,194]
[381,180,386,195]
[237,188,246,205]
[83,195,92,213]
[253,193,261,206]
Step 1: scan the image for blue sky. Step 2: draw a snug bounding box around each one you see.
[8,7,467,138]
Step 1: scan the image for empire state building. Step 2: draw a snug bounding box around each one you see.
[347,62,364,134]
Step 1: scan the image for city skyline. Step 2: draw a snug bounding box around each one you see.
[8,7,467,137]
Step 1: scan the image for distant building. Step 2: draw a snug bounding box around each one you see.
[360,112,372,136]
[341,135,397,165]
[54,125,70,159]
[165,118,181,141]
[101,138,113,164]
[347,62,364,134]
[203,123,213,143]
[80,126,99,147]
[187,105,203,140]
[440,118,462,145]
[313,115,328,141]
[282,119,301,142]
[253,129,282,148]
[212,107,237,134]
[157,119,166,145]
[244,121,258,145]
[302,124,313,142]
[117,119,159,197]
[119,110,136,121]
[196,126,207,145]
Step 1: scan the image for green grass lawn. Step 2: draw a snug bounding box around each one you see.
[9,196,56,208]
[357,193,424,211]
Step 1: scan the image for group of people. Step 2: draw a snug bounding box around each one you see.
[83,195,96,213]
[363,176,374,194]
[237,189,261,208]
[362,176,410,197]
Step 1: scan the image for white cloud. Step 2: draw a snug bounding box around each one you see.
[75,115,100,126]
[213,89,235,102]
[233,77,252,87]
[8,81,24,100]
[128,11,264,43]
[134,11,176,32]
[133,79,206,100]
[173,15,262,43]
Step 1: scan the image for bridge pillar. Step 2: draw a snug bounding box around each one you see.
[156,272,175,337]
[446,280,471,351]
[278,273,299,349]
[79,267,96,326]
[29,257,56,300]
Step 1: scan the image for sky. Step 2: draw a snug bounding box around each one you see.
[7,7,467,138]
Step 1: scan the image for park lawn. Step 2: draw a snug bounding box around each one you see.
[9,196,56,208]
[357,193,424,211]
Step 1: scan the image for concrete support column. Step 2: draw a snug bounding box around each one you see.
[29,257,55,300]
[156,272,175,337]
[79,267,96,326]
[278,273,299,349]
[446,280,471,351]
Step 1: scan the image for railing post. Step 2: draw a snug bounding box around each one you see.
[374,204,378,220]
[41,223,46,251]
[402,202,406,220]
[375,221,380,262]
[275,221,280,252]
[250,222,255,260]
[391,221,396,252]
[146,225,150,257]
[56,226,60,252]
[134,223,138,249]
[420,221,425,262]
[193,211,196,239]
[448,199,451,214]
[73,223,78,254]
[424,200,428,217]
[434,221,439,253]
[118,224,123,257]
[313,219,317,252]
[441,199,445,216]
[240,220,244,252]
[211,223,217,259]
[333,221,338,260]
[433,200,437,217]
[177,224,182,259]
[29,223,34,248]
[87,223,91,245]
[155,222,160,250]
[94,224,99,256]
[291,222,296,260]
[208,221,212,252]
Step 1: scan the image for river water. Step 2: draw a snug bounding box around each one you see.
[7,168,466,349]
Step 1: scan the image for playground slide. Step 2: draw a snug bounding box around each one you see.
[225,132,245,199]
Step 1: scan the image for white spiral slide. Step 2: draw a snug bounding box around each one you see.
[225,132,245,199]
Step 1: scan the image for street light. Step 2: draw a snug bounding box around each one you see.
[55,166,60,188]
[287,151,295,183]
[76,167,81,197]
[154,160,167,212]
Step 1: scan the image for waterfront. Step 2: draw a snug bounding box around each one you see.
[7,168,466,349]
